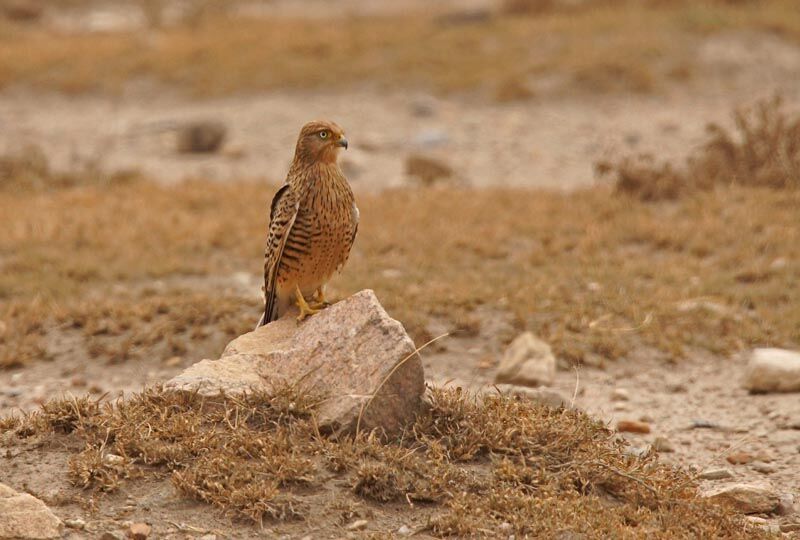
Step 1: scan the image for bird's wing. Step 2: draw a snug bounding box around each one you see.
[259,184,299,326]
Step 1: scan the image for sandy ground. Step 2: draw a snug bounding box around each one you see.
[2,17,800,537]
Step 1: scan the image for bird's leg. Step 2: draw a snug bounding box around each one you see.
[308,287,330,310]
[294,285,321,322]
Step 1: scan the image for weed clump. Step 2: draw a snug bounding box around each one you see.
[0,387,769,537]
[604,97,800,200]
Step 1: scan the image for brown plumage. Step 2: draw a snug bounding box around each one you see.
[256,120,359,326]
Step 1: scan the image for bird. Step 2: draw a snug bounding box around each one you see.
[256,120,359,327]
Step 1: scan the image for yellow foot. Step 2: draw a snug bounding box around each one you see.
[308,287,331,310]
[295,285,321,322]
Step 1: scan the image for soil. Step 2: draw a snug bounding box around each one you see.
[1,9,800,538]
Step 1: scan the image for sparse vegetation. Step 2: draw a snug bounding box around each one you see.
[602,97,800,200]
[0,1,798,96]
[0,387,769,537]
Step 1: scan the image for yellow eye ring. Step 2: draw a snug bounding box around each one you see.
[319,131,328,139]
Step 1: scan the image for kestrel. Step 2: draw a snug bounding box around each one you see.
[256,120,359,327]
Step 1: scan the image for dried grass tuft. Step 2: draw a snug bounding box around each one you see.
[0,387,769,537]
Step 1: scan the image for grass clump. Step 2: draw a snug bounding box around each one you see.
[0,386,768,537]
[604,97,800,201]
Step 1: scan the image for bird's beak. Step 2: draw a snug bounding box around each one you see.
[335,136,348,149]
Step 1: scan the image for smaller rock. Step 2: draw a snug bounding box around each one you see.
[777,492,795,516]
[100,533,124,540]
[617,420,651,434]
[653,436,674,453]
[494,332,556,388]
[690,419,720,429]
[726,452,754,465]
[176,120,227,154]
[397,525,413,536]
[751,461,776,474]
[405,153,453,185]
[742,348,800,393]
[164,356,183,367]
[0,482,63,539]
[498,522,513,533]
[610,388,629,401]
[702,482,780,514]
[698,468,734,480]
[198,535,217,540]
[612,402,628,412]
[103,453,125,465]
[129,522,151,540]
[346,519,368,531]
[64,518,86,530]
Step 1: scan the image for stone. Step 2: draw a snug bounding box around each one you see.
[702,482,780,514]
[610,388,629,401]
[405,153,454,185]
[64,518,86,530]
[617,420,651,434]
[397,525,413,536]
[494,332,556,388]
[346,520,368,531]
[781,522,800,533]
[0,483,63,539]
[99,533,124,540]
[726,452,754,465]
[653,436,675,453]
[751,461,776,474]
[493,384,568,408]
[743,348,800,393]
[176,120,227,153]
[777,492,795,516]
[129,522,152,539]
[698,468,734,480]
[167,290,425,437]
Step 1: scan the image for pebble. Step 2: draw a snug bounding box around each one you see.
[397,525,413,536]
[129,522,151,540]
[100,533,125,540]
[613,402,629,412]
[750,461,776,474]
[653,436,675,453]
[617,420,651,434]
[742,347,800,393]
[346,519,368,531]
[698,468,734,480]
[778,492,796,516]
[164,356,183,367]
[64,518,86,529]
[726,452,753,465]
[702,482,780,514]
[610,388,629,401]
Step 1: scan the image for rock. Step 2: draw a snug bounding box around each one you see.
[751,461,776,474]
[405,153,453,185]
[617,420,651,434]
[653,436,675,453]
[64,518,86,530]
[397,525,413,536]
[99,533,124,540]
[777,492,795,516]
[129,522,151,540]
[493,384,568,408]
[346,520,368,531]
[0,483,63,539]
[167,290,425,437]
[781,522,800,533]
[698,468,734,480]
[494,332,556,388]
[610,388,629,401]
[176,120,227,153]
[164,356,183,367]
[702,482,780,514]
[743,348,800,393]
[726,452,754,465]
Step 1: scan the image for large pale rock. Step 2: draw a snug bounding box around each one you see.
[0,483,63,539]
[743,348,800,393]
[167,290,424,436]
[494,332,556,387]
[702,482,780,514]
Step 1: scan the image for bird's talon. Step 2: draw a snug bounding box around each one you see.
[295,285,321,322]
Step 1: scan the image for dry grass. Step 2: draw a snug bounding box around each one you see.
[1,157,798,369]
[603,97,800,201]
[0,1,798,97]
[0,386,769,537]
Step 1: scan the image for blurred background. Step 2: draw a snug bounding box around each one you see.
[1,0,799,526]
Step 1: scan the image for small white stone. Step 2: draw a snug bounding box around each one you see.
[347,519,368,531]
[743,348,800,393]
[611,388,630,401]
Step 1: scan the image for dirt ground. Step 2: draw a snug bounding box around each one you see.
[2,1,800,537]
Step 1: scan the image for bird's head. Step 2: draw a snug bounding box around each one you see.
[294,120,348,165]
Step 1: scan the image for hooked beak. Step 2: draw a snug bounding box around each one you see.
[335,136,348,149]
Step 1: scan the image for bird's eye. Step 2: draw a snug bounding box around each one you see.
[319,131,328,139]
